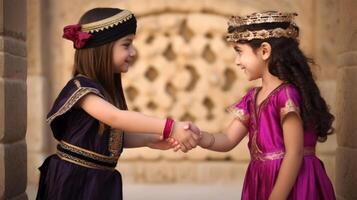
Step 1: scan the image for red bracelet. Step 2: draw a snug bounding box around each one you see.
[163,118,175,140]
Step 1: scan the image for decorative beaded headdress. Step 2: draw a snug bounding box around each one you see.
[226,11,299,42]
[63,9,137,49]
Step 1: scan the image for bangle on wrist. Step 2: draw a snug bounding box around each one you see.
[163,117,175,140]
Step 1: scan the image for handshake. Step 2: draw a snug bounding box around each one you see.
[147,121,205,153]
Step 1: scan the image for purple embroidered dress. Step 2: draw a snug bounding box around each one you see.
[36,75,124,200]
[228,83,335,200]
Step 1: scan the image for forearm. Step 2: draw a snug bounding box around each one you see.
[269,152,303,199]
[123,133,155,148]
[79,95,172,136]
[112,110,166,135]
[199,131,237,152]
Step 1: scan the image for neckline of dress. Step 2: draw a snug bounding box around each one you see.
[254,82,287,113]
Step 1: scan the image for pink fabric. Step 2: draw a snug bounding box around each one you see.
[63,24,92,49]
[231,83,336,200]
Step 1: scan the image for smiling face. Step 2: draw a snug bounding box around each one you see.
[232,42,271,81]
[112,34,137,73]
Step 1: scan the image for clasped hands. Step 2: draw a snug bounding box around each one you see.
[147,121,202,153]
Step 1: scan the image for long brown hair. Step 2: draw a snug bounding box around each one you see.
[73,8,128,133]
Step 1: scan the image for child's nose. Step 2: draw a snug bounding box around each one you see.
[130,46,137,57]
[235,55,241,66]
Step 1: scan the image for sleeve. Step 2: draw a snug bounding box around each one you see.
[226,89,253,128]
[278,85,302,123]
[46,77,105,140]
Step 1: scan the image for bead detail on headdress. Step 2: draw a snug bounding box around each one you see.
[226,11,299,42]
[228,11,297,27]
[226,25,298,42]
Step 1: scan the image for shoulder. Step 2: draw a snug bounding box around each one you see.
[73,75,106,96]
[242,87,258,101]
[226,87,257,121]
[277,83,301,102]
[75,76,101,88]
[55,76,105,98]
[230,86,258,108]
[46,75,106,123]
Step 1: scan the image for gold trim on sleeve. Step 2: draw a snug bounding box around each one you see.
[46,86,104,124]
[280,88,300,123]
[226,105,249,126]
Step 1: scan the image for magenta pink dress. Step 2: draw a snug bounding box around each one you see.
[228,83,336,200]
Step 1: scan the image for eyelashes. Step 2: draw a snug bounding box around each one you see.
[235,49,242,55]
[234,47,242,53]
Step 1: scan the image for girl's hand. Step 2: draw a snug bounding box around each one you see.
[183,122,202,138]
[147,136,179,150]
[171,121,200,153]
[172,122,201,152]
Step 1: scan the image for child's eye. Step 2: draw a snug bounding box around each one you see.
[234,48,242,54]
[123,41,133,48]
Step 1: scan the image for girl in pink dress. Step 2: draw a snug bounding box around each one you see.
[181,11,336,199]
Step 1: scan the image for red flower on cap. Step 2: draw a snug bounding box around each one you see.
[63,24,93,49]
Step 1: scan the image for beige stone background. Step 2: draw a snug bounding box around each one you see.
[1,0,357,199]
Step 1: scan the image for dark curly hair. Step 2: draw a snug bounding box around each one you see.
[229,22,334,142]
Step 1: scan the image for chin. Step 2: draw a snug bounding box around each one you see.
[247,75,260,81]
[121,68,129,73]
[115,65,129,73]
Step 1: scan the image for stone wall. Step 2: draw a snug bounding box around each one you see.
[335,0,357,199]
[0,0,27,199]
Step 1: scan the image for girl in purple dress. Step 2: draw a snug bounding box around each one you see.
[184,11,336,199]
[36,7,200,200]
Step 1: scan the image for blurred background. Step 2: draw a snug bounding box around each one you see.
[2,0,357,200]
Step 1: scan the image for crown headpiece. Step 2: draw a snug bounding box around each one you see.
[226,11,299,42]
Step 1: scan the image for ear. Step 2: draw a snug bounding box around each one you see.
[259,42,272,61]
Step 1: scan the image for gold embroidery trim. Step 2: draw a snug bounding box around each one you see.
[228,11,297,27]
[57,151,115,171]
[46,86,104,124]
[74,79,81,88]
[59,140,118,163]
[280,88,300,122]
[251,147,315,161]
[81,10,134,33]
[109,129,124,157]
[227,25,298,42]
[251,88,263,156]
[251,130,263,156]
[226,105,249,125]
[226,11,299,42]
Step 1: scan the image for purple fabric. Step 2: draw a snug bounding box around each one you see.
[231,83,336,200]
